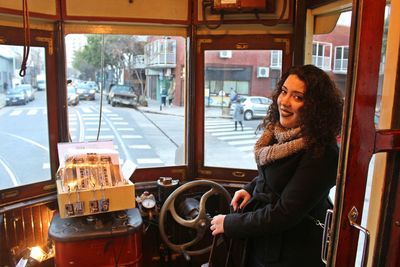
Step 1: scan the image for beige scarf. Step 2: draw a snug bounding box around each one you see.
[254,123,306,166]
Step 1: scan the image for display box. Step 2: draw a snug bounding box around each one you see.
[56,141,136,218]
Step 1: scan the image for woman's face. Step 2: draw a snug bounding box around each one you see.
[277,74,306,129]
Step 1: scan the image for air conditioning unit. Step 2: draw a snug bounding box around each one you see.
[257,67,269,78]
[219,50,232,58]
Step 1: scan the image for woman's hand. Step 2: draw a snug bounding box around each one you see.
[210,214,226,235]
[231,189,251,211]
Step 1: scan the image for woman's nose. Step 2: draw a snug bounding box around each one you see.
[280,93,290,106]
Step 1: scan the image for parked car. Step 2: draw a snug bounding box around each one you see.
[108,84,137,107]
[76,83,96,100]
[230,96,272,120]
[37,80,46,91]
[5,87,29,106]
[67,85,79,106]
[17,84,35,101]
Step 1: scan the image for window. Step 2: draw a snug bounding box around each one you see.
[312,42,332,70]
[65,34,186,169]
[334,46,349,73]
[204,50,281,170]
[270,50,282,69]
[0,45,51,190]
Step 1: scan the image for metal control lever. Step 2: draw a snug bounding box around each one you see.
[321,209,333,264]
[348,206,370,267]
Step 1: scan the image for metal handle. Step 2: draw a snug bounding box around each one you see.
[321,209,333,264]
[348,206,370,267]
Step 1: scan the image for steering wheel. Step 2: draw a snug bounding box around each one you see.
[159,180,231,259]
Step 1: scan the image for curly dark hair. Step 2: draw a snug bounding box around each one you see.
[262,65,343,156]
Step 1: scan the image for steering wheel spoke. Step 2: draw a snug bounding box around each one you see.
[159,180,231,257]
[167,199,199,228]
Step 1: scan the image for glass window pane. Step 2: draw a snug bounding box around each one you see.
[65,34,186,168]
[0,45,50,190]
[313,11,351,94]
[204,50,281,170]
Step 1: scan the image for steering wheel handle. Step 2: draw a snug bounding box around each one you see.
[159,180,231,257]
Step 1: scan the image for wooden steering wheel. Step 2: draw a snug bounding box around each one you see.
[159,180,231,259]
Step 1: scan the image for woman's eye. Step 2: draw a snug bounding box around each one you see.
[294,95,304,101]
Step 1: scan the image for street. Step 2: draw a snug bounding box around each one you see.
[0,91,262,189]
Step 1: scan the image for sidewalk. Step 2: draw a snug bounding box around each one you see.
[137,98,232,119]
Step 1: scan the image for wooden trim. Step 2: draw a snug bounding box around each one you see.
[374,130,400,153]
[60,0,190,25]
[0,7,60,21]
[293,0,307,65]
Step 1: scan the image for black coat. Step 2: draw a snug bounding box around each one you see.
[224,144,338,267]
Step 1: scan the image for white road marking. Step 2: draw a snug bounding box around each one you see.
[10,110,23,116]
[122,135,143,139]
[137,158,163,164]
[129,145,151,149]
[117,128,135,131]
[0,157,19,186]
[27,109,38,115]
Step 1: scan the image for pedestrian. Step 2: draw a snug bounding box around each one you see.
[210,65,343,267]
[160,87,167,110]
[233,98,244,131]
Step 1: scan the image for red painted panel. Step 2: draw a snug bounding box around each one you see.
[334,0,386,266]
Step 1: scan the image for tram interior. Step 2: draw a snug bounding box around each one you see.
[0,0,399,266]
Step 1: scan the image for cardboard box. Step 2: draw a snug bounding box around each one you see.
[56,141,136,218]
[56,179,135,218]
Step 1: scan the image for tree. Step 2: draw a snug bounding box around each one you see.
[72,35,146,93]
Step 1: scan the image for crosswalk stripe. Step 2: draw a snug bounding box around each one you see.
[109,117,124,120]
[129,145,151,149]
[205,125,234,129]
[117,127,135,131]
[86,128,110,131]
[102,108,112,113]
[218,135,256,141]
[81,107,92,113]
[85,122,106,125]
[137,158,163,164]
[10,110,23,116]
[122,135,143,139]
[42,163,50,169]
[237,146,254,152]
[206,127,252,132]
[228,139,257,145]
[211,130,254,136]
[113,122,129,125]
[205,122,233,126]
[85,135,114,139]
[27,109,38,115]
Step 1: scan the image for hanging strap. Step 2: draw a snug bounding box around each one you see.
[19,0,31,77]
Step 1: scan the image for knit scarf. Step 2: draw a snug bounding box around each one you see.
[254,123,306,166]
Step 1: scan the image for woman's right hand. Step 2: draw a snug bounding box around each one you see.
[231,189,251,211]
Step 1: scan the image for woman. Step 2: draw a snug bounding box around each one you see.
[233,97,244,131]
[210,65,343,267]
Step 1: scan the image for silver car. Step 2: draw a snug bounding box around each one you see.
[230,96,272,120]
